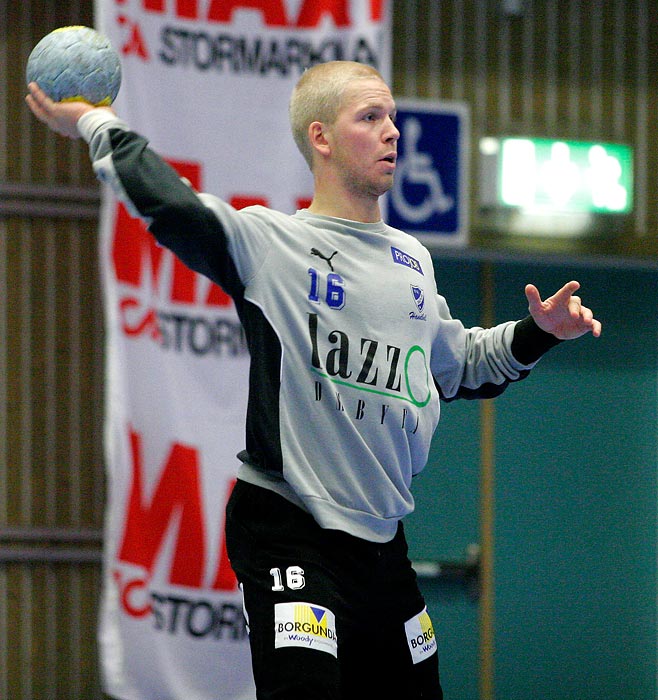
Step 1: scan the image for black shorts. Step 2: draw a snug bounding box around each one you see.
[225,480,443,700]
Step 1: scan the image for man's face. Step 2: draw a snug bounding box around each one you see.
[324,77,400,199]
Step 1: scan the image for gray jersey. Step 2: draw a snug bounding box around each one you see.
[80,109,549,542]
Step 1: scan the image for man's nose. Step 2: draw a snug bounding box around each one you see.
[385,117,400,142]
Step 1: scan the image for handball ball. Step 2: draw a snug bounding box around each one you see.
[26,26,121,106]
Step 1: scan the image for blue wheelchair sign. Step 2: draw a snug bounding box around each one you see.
[386,100,469,246]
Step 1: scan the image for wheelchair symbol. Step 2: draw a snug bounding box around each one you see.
[391,117,454,223]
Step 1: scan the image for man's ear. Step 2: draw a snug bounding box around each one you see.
[308,121,331,158]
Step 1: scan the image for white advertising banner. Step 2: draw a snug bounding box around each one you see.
[93,1,391,699]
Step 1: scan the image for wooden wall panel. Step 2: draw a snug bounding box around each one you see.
[392,0,658,253]
[2,1,105,698]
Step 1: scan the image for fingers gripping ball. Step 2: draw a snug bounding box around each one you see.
[26,26,121,106]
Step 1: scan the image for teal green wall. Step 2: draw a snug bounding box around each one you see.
[406,257,483,699]
[406,259,658,700]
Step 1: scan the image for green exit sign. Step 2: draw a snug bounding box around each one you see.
[490,137,633,214]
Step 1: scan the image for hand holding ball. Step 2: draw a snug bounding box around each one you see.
[26,26,121,106]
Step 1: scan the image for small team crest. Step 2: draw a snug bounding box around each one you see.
[411,285,425,313]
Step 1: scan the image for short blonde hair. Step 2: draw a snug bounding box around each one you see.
[289,61,385,170]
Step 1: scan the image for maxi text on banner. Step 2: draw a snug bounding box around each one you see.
[93,1,391,699]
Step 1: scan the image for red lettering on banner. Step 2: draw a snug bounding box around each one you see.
[117,14,150,59]
[370,0,384,21]
[118,427,206,587]
[229,195,269,210]
[114,570,152,617]
[120,298,162,340]
[112,158,232,308]
[132,0,384,26]
[205,282,229,306]
[117,427,239,591]
[230,194,313,211]
[208,0,287,26]
[142,0,197,15]
[113,208,199,304]
[296,0,349,28]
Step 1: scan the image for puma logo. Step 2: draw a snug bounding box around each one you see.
[311,248,338,271]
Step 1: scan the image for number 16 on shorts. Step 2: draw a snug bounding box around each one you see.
[270,566,305,591]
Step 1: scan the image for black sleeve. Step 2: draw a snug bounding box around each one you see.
[108,128,244,300]
[511,315,563,365]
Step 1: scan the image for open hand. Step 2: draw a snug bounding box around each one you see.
[525,281,601,340]
[25,82,107,139]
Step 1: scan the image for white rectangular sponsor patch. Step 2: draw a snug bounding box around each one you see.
[404,607,437,664]
[274,602,338,657]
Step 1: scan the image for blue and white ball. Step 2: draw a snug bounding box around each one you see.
[26,26,121,106]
